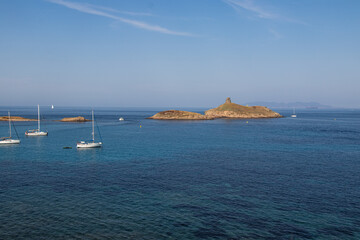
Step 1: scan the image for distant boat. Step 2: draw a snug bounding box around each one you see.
[25,105,48,136]
[291,108,297,118]
[51,105,54,109]
[119,117,124,121]
[77,110,102,148]
[0,112,20,144]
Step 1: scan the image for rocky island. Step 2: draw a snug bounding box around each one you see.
[205,97,282,119]
[148,110,213,120]
[0,116,36,121]
[148,98,282,120]
[60,116,90,122]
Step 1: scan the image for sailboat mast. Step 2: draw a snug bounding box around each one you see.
[38,104,40,130]
[8,111,11,138]
[92,110,95,142]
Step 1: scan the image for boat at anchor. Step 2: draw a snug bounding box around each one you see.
[0,112,20,144]
[25,104,48,136]
[77,110,102,148]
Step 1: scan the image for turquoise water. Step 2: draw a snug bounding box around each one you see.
[0,107,360,239]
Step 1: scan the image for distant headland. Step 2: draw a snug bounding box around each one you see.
[245,101,332,109]
[148,98,283,120]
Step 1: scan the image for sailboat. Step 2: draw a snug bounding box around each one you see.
[291,108,297,118]
[0,112,20,144]
[25,104,48,136]
[77,110,102,148]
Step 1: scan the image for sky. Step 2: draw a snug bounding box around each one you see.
[0,0,359,108]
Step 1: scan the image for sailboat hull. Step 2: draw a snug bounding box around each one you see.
[77,142,102,148]
[25,131,48,136]
[0,139,20,144]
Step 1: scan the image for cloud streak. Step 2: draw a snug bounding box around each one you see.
[223,0,278,19]
[268,28,282,39]
[47,0,192,36]
[223,0,306,25]
[84,4,154,17]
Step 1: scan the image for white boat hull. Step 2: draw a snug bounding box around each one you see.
[77,142,102,148]
[291,115,297,118]
[0,139,20,144]
[26,105,48,136]
[25,131,48,136]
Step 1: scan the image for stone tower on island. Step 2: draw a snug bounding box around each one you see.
[225,97,231,103]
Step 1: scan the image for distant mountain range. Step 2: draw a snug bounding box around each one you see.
[245,102,332,109]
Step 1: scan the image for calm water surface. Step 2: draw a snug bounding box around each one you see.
[0,107,359,239]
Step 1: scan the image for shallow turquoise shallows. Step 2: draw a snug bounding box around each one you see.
[0,107,360,239]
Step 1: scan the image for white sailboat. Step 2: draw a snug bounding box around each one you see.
[0,112,20,144]
[291,108,297,118]
[25,104,48,136]
[77,110,102,148]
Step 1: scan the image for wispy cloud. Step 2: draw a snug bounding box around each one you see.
[47,0,192,36]
[223,0,306,26]
[268,28,283,39]
[223,0,278,20]
[84,4,154,17]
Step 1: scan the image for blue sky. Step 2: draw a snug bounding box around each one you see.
[0,0,359,107]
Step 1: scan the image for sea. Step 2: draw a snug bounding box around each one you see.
[0,107,359,239]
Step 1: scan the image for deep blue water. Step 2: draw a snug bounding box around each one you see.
[0,107,360,239]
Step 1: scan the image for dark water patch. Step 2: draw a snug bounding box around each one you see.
[268,222,313,239]
[318,226,356,238]
[193,226,230,239]
[173,203,210,212]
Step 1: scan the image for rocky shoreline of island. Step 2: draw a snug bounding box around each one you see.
[0,116,37,121]
[0,116,91,122]
[147,110,215,120]
[59,116,90,122]
[148,98,283,120]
